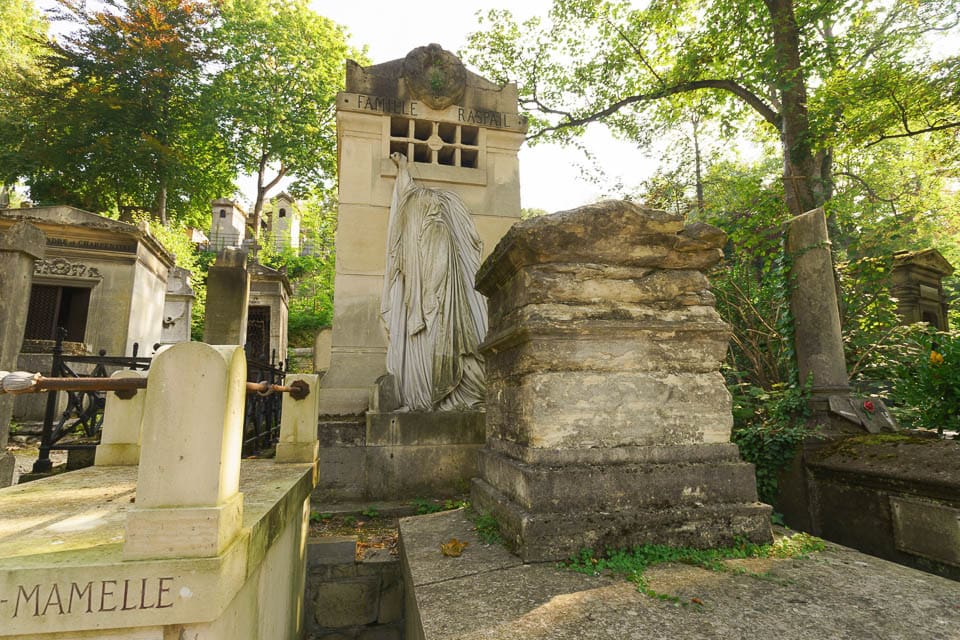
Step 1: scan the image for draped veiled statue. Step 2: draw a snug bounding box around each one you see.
[380,153,487,411]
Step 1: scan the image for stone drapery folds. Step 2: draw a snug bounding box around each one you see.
[380,153,487,410]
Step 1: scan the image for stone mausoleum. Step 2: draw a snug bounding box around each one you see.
[314,44,527,500]
[0,206,173,419]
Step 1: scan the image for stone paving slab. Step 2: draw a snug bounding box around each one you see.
[401,509,960,640]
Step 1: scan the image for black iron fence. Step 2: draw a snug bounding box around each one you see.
[244,348,286,456]
[29,331,287,472]
[32,330,152,473]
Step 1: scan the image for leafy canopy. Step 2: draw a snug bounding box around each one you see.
[212,0,365,223]
[464,0,960,214]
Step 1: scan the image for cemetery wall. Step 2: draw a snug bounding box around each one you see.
[304,538,403,640]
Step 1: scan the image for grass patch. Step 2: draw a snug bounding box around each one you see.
[470,511,504,545]
[410,497,470,515]
[564,532,825,606]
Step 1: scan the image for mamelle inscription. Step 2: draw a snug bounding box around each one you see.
[2,576,175,619]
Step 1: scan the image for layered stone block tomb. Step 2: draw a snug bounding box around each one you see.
[0,343,321,639]
[470,201,772,562]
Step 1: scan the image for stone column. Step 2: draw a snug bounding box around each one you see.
[275,373,321,466]
[0,222,45,486]
[94,370,149,466]
[124,342,247,560]
[785,208,851,401]
[470,201,771,562]
[203,248,250,345]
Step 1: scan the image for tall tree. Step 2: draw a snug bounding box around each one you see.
[464,0,960,217]
[0,0,47,204]
[1,0,233,225]
[211,0,361,240]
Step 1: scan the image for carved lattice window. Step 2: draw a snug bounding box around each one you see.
[389,117,480,168]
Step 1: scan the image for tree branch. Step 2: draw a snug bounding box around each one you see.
[602,15,664,86]
[526,78,781,142]
[864,121,960,147]
[833,171,897,203]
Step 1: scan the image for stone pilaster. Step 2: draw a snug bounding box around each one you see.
[470,201,771,562]
[0,222,45,486]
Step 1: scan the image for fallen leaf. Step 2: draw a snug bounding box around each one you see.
[440,538,468,557]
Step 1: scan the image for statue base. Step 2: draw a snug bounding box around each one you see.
[315,410,485,501]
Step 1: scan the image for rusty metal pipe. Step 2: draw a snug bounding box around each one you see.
[0,374,309,400]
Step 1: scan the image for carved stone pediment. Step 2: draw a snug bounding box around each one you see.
[893,248,955,276]
[34,257,103,279]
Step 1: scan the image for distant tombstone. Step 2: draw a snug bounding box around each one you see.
[160,266,195,344]
[203,248,250,345]
[247,262,290,364]
[209,198,247,250]
[891,248,954,330]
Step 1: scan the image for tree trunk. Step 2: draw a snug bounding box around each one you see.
[764,0,824,216]
[253,152,287,250]
[157,178,168,227]
[691,113,705,215]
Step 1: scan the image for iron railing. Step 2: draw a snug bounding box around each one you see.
[32,329,152,473]
[244,348,286,456]
[27,331,289,472]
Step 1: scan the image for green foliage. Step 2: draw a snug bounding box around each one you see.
[410,498,470,515]
[211,0,364,219]
[565,533,826,600]
[730,379,818,504]
[361,507,379,519]
[890,329,960,436]
[0,0,47,85]
[3,0,235,225]
[471,512,504,546]
[465,0,960,215]
[258,194,337,348]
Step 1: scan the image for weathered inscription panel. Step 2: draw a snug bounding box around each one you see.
[338,92,525,132]
[1,577,174,620]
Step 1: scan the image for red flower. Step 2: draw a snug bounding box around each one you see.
[863,400,875,413]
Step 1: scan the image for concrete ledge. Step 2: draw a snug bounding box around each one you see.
[400,509,960,640]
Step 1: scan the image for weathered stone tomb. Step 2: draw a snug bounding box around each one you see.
[470,200,772,561]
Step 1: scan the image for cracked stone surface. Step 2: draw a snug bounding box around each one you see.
[401,509,960,640]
